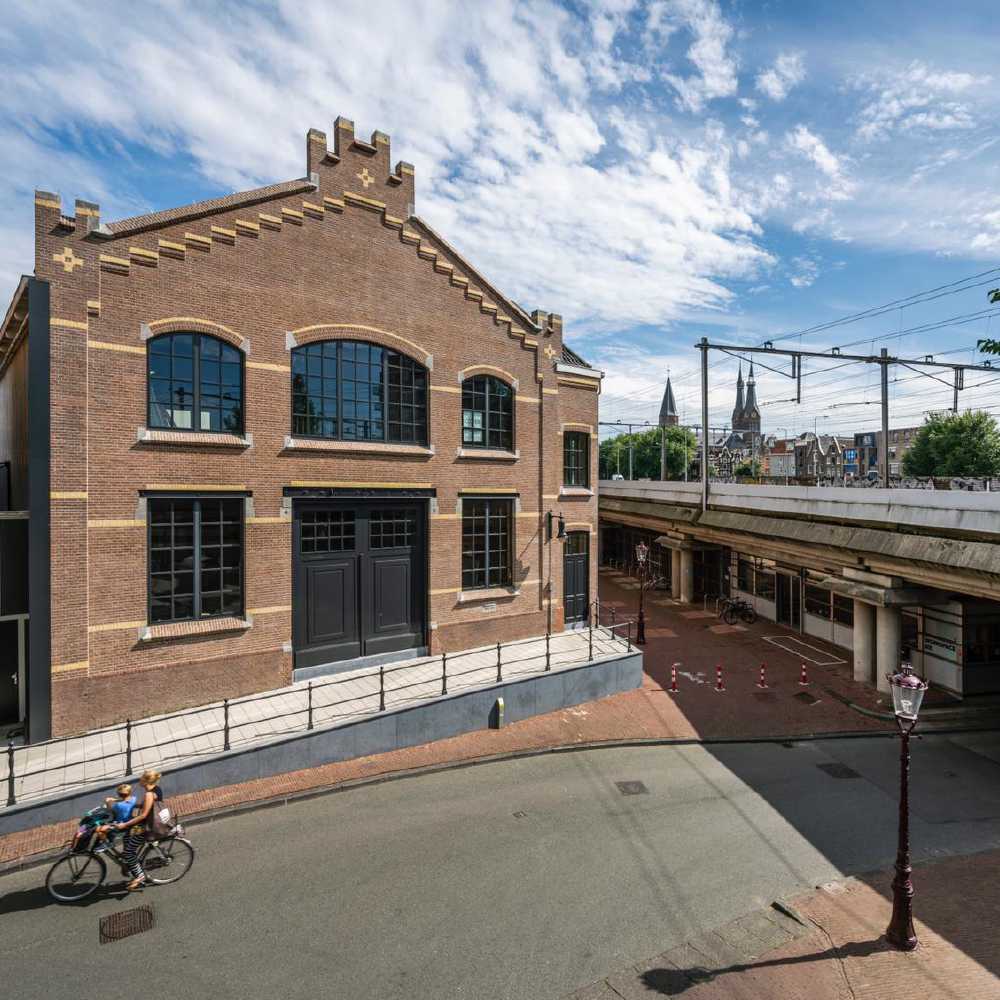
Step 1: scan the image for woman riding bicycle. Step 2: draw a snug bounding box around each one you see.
[113,769,163,891]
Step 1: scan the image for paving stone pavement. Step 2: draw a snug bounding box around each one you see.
[562,849,1000,999]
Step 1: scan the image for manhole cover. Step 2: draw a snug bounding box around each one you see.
[753,691,778,702]
[816,762,862,780]
[794,691,819,705]
[615,780,649,796]
[99,904,154,944]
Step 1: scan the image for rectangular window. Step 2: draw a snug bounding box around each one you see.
[563,431,590,487]
[754,569,775,601]
[804,585,832,619]
[737,558,754,593]
[461,498,512,590]
[148,497,244,624]
[300,510,355,554]
[369,509,415,548]
[833,594,854,627]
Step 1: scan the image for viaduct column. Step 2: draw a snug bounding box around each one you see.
[679,548,694,603]
[853,600,876,684]
[671,549,681,600]
[875,605,902,694]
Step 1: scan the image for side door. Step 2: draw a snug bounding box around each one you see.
[563,531,589,625]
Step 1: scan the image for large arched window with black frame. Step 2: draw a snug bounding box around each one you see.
[291,340,428,444]
[147,332,244,434]
[461,374,514,450]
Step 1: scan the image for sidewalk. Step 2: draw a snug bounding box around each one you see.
[565,848,1000,998]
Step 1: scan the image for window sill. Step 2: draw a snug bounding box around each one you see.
[283,437,434,457]
[137,428,252,449]
[138,616,252,643]
[455,447,519,461]
[559,487,594,497]
[457,586,521,604]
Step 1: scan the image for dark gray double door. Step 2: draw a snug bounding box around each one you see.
[293,500,426,670]
[564,531,590,625]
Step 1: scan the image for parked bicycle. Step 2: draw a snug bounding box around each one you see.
[46,831,194,902]
[718,597,758,625]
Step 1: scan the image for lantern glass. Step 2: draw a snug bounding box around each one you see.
[635,541,648,566]
[888,662,928,721]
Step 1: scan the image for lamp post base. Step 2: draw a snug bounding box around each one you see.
[885,870,918,951]
[636,607,646,645]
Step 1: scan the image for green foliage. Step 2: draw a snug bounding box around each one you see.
[599,425,697,479]
[978,288,1000,353]
[901,410,1000,478]
[734,459,761,478]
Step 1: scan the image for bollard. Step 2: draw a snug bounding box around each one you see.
[545,632,551,672]
[442,651,448,695]
[670,664,679,694]
[496,642,502,683]
[611,607,617,629]
[757,664,768,689]
[379,665,386,712]
[307,681,314,730]
[6,741,14,807]
[715,663,726,692]
[223,698,231,751]
[124,718,133,776]
[588,622,594,661]
[799,663,809,686]
[627,621,632,652]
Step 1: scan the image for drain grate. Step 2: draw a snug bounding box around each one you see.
[99,904,154,944]
[816,762,862,780]
[615,780,649,796]
[794,691,819,705]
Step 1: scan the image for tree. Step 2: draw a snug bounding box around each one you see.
[977,287,1000,354]
[901,411,1000,478]
[599,425,697,479]
[734,459,761,478]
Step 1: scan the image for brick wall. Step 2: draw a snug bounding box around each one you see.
[29,118,600,736]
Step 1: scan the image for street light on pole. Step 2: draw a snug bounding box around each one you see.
[634,540,648,645]
[885,657,929,952]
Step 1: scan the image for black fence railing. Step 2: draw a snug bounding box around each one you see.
[4,612,635,808]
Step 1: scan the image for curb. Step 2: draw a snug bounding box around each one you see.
[3,724,998,879]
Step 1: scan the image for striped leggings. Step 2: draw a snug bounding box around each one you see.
[122,832,145,880]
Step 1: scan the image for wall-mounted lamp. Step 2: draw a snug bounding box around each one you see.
[546,510,567,541]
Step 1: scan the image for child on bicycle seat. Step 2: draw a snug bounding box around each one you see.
[93,783,135,853]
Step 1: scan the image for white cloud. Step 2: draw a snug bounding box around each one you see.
[755,52,805,102]
[784,125,855,202]
[0,0,769,337]
[788,255,819,288]
[854,60,990,141]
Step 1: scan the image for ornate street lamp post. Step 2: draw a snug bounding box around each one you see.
[885,658,929,951]
[635,541,648,645]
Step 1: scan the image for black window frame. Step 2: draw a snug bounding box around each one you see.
[461,375,514,451]
[563,431,590,487]
[290,339,428,445]
[147,495,245,625]
[147,332,245,435]
[461,497,513,590]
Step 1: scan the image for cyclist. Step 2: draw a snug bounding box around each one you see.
[113,769,163,891]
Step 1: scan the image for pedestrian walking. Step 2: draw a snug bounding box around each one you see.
[114,769,163,891]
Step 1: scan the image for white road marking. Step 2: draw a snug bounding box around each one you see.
[762,635,847,666]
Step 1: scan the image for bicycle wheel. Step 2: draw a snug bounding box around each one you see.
[741,607,758,625]
[723,606,739,625]
[142,837,195,884]
[46,852,106,902]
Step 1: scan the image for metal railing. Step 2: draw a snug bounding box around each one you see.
[4,612,634,808]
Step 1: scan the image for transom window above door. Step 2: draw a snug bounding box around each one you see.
[148,333,244,433]
[462,375,513,450]
[291,340,428,444]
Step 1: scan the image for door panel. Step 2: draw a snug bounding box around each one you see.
[294,501,425,668]
[564,532,589,625]
[0,620,18,724]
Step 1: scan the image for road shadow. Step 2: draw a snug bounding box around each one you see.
[638,938,887,995]
[0,878,134,915]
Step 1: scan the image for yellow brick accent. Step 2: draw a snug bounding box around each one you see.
[88,620,145,633]
[322,197,345,211]
[247,605,292,615]
[88,518,144,528]
[344,191,387,211]
[185,232,212,248]
[99,254,130,272]
[259,213,282,227]
[291,481,433,489]
[211,225,237,240]
[53,660,89,674]
[235,219,260,233]
[281,207,304,220]
[129,246,159,264]
[246,361,291,373]
[145,484,247,492]
[51,490,88,499]
[88,340,145,356]
[51,318,88,331]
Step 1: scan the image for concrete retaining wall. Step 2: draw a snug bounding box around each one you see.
[0,651,643,837]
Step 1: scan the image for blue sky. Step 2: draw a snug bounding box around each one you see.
[2,1,999,439]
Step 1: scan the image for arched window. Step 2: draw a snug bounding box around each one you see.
[291,340,428,444]
[462,375,513,450]
[148,333,244,434]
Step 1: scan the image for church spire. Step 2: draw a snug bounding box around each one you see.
[743,360,761,436]
[658,371,678,427]
[732,362,746,431]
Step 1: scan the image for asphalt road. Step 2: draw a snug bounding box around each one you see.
[2,732,1000,1000]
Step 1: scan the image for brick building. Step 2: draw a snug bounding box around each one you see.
[0,116,602,741]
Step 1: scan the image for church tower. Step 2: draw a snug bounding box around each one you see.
[742,361,761,439]
[732,363,746,432]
